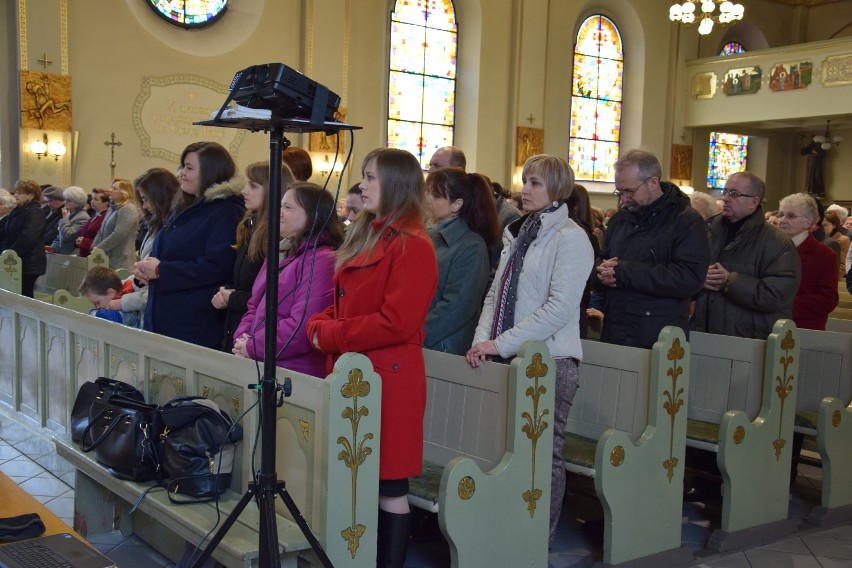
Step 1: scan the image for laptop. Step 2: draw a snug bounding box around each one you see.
[0,533,115,568]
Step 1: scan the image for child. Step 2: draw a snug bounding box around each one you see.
[79,266,142,328]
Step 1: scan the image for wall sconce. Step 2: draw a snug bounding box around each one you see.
[319,155,343,177]
[30,133,66,160]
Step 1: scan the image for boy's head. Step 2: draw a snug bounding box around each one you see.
[79,266,122,308]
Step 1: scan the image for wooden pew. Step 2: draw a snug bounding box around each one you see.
[826,318,852,334]
[687,320,800,552]
[0,249,22,294]
[795,328,852,526]
[33,248,108,303]
[0,289,381,568]
[563,326,693,567]
[409,343,555,568]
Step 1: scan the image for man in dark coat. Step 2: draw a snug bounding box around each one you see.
[594,149,710,349]
[42,186,65,247]
[691,171,801,339]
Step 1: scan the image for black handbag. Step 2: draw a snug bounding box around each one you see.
[158,397,243,500]
[70,378,145,444]
[80,395,161,482]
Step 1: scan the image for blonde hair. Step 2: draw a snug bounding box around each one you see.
[111,178,135,207]
[522,155,576,202]
[336,148,426,268]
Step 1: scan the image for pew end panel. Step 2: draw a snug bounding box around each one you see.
[314,353,382,567]
[810,396,852,523]
[53,289,95,314]
[34,248,108,303]
[594,326,693,567]
[0,249,22,294]
[438,341,554,568]
[712,320,800,549]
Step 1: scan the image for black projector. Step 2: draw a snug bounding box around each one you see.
[228,63,341,122]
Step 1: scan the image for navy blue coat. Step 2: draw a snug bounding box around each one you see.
[1,201,46,276]
[144,183,245,348]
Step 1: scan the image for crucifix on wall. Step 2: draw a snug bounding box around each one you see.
[104,132,122,179]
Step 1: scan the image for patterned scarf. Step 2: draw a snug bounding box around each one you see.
[490,203,560,343]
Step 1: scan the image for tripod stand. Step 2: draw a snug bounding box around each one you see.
[191,116,358,568]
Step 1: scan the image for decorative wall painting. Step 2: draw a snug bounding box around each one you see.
[20,71,72,131]
[722,66,762,96]
[822,54,852,87]
[769,61,812,92]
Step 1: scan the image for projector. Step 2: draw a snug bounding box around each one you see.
[228,63,341,122]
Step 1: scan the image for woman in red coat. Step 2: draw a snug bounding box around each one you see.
[308,148,437,567]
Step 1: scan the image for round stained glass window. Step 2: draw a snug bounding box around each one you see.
[146,0,228,29]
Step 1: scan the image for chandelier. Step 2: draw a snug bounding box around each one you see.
[669,1,745,35]
[813,120,843,151]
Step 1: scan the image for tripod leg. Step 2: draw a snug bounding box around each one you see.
[276,482,334,568]
[189,483,257,568]
[258,478,281,567]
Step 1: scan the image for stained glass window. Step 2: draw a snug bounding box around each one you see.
[707,132,748,189]
[387,0,457,168]
[568,15,623,182]
[719,42,746,56]
[146,0,228,29]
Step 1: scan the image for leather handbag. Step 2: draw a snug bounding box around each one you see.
[70,378,145,444]
[158,397,243,500]
[80,395,161,482]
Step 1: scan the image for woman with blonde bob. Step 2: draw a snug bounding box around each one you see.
[92,178,140,270]
[467,154,594,546]
[307,148,438,567]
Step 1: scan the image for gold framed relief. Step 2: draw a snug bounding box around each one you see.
[822,54,852,87]
[516,127,544,167]
[691,72,716,99]
[309,108,347,153]
[20,71,72,131]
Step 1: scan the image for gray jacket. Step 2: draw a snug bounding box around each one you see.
[52,208,90,254]
[93,202,140,270]
[691,208,801,339]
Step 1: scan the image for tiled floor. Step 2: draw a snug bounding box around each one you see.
[2,433,852,567]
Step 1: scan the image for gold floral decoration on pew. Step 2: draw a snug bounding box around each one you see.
[662,338,686,482]
[521,352,550,518]
[2,254,18,277]
[832,410,842,428]
[772,330,796,460]
[337,367,374,558]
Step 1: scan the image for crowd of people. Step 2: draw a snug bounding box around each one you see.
[2,141,851,567]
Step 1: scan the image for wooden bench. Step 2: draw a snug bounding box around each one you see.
[795,328,852,526]
[687,320,800,552]
[0,249,22,294]
[826,318,852,334]
[0,288,382,568]
[563,326,693,567]
[33,248,108,303]
[408,342,555,568]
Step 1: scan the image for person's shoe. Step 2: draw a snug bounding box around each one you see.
[377,510,411,568]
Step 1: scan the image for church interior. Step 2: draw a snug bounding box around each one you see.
[2,1,852,568]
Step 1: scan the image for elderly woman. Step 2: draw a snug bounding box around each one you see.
[467,154,594,546]
[49,186,90,254]
[76,190,111,257]
[777,193,838,330]
[93,179,140,270]
[0,180,46,297]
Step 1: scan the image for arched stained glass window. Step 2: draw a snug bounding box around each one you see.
[719,42,746,56]
[707,132,748,189]
[569,15,623,182]
[146,0,228,29]
[387,0,457,168]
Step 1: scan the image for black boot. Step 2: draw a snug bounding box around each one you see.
[377,509,411,568]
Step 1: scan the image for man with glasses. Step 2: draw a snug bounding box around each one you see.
[691,171,800,339]
[594,149,710,348]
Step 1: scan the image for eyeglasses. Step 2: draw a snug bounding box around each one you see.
[776,211,805,220]
[720,188,758,199]
[612,180,648,198]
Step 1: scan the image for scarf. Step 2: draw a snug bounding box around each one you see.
[490,203,560,343]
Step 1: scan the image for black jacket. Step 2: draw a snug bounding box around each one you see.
[222,219,263,352]
[43,207,62,246]
[1,201,47,276]
[595,182,710,348]
[691,208,800,339]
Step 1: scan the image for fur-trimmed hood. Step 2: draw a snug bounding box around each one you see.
[202,174,245,202]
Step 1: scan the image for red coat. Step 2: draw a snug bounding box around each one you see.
[792,234,839,330]
[307,216,438,479]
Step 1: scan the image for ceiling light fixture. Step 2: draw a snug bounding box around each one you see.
[670,1,745,35]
